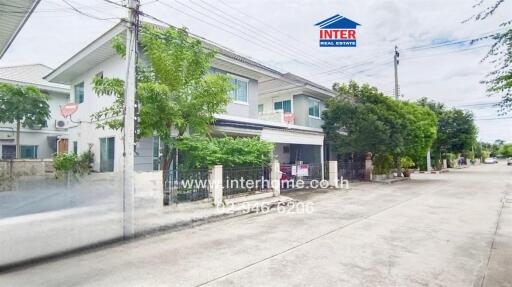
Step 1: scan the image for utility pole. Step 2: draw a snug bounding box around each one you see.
[394,45,400,100]
[393,45,402,176]
[123,0,139,239]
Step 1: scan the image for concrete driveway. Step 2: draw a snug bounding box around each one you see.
[1,163,511,287]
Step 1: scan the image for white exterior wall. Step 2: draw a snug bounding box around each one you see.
[66,54,125,172]
[0,91,68,159]
[224,78,258,119]
[259,93,293,116]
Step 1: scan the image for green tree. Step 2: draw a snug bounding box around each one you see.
[499,143,512,157]
[0,83,50,158]
[91,24,232,184]
[418,98,478,163]
[467,0,512,113]
[323,81,437,173]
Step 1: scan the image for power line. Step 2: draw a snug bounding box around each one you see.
[190,0,333,68]
[475,116,512,121]
[154,0,329,73]
[166,0,328,73]
[60,0,120,21]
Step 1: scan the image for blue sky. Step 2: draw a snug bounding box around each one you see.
[1,0,511,142]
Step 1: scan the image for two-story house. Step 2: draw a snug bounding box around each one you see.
[0,64,69,159]
[44,21,334,177]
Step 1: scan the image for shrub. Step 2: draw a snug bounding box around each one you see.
[373,153,394,175]
[400,156,415,169]
[177,136,274,169]
[53,149,94,178]
[53,153,78,178]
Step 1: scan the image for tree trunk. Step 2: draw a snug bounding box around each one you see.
[15,121,21,159]
[396,156,402,177]
[161,143,177,205]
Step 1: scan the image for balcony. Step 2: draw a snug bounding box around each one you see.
[258,110,294,125]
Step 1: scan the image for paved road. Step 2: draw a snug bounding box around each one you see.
[1,163,511,287]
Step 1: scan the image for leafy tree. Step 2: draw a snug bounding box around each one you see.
[0,83,50,158]
[177,136,274,168]
[91,24,232,184]
[418,98,478,163]
[499,143,512,157]
[467,0,512,113]
[323,81,437,173]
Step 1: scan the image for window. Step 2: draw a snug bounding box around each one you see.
[20,145,38,159]
[274,100,291,113]
[152,136,160,171]
[73,141,78,155]
[1,145,15,159]
[74,82,84,104]
[230,77,248,103]
[258,104,264,113]
[209,68,249,104]
[308,98,320,118]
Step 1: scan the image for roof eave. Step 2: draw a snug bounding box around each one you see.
[44,21,126,84]
[0,78,69,94]
[0,0,41,59]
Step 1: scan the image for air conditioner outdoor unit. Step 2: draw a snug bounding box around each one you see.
[55,119,70,129]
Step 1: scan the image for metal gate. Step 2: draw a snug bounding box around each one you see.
[338,160,366,181]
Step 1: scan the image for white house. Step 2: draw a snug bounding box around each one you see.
[44,21,335,176]
[0,64,70,159]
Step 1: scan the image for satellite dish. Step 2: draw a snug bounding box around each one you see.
[60,103,79,118]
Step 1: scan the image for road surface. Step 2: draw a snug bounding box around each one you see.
[1,163,511,286]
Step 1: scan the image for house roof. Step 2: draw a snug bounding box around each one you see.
[0,0,40,58]
[315,14,361,29]
[282,73,335,95]
[0,63,69,93]
[45,21,284,84]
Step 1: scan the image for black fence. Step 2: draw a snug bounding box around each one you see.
[167,168,210,203]
[338,160,366,181]
[223,166,271,197]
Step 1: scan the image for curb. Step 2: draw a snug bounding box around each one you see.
[0,197,294,273]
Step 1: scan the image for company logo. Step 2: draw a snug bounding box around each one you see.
[314,14,361,47]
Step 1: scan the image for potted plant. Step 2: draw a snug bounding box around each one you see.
[400,156,415,177]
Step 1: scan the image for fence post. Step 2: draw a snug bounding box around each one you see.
[271,160,280,197]
[365,159,373,181]
[328,161,338,188]
[210,165,223,206]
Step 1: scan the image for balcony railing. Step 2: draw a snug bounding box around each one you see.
[258,110,294,124]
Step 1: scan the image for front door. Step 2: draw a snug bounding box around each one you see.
[100,137,115,172]
[57,139,68,154]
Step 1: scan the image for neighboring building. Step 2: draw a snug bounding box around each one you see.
[258,73,337,165]
[45,22,335,176]
[0,64,70,159]
[0,0,40,58]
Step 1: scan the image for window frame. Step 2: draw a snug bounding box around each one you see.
[20,145,38,159]
[74,81,84,104]
[228,74,249,105]
[308,97,321,119]
[273,99,292,113]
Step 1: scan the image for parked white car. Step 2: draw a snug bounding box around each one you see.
[484,158,498,164]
